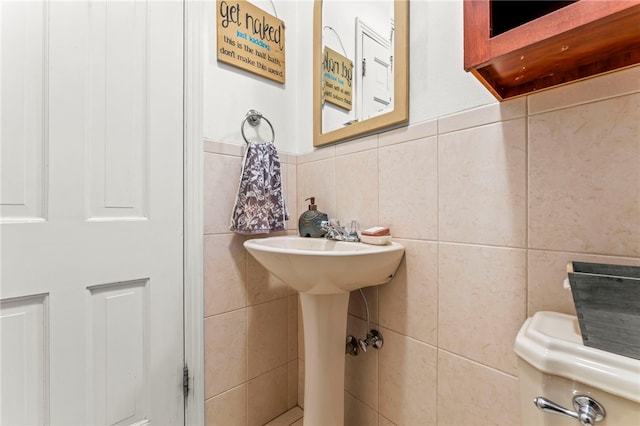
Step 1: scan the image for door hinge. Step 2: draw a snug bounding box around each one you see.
[362,58,367,77]
[183,365,190,398]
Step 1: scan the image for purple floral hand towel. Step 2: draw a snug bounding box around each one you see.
[230,142,290,234]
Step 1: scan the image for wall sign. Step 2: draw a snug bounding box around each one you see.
[217,0,285,84]
[322,47,353,111]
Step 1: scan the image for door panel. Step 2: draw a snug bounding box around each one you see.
[88,280,148,425]
[88,0,149,219]
[0,0,48,222]
[0,294,48,425]
[0,1,184,424]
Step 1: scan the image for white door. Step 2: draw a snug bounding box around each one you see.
[359,32,392,120]
[0,1,184,424]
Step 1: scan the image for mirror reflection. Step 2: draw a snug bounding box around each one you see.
[313,0,408,147]
[322,1,395,133]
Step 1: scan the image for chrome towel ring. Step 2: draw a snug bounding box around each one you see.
[241,109,275,145]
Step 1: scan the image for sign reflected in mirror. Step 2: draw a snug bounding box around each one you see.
[313,0,409,147]
[323,46,354,111]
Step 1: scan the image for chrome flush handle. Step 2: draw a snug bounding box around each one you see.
[534,395,606,426]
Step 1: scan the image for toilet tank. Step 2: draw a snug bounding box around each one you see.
[514,311,640,426]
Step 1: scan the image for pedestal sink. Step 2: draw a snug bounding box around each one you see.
[243,236,404,426]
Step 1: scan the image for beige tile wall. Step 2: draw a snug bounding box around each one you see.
[296,67,640,426]
[203,66,640,425]
[203,140,299,426]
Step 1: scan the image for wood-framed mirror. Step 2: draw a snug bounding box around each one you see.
[313,0,409,147]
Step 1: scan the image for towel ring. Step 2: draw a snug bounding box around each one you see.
[241,109,275,145]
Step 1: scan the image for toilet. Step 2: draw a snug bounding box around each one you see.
[514,311,640,425]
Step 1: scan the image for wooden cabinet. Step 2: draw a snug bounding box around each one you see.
[464,0,640,100]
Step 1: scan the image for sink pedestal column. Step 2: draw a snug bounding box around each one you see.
[299,292,350,426]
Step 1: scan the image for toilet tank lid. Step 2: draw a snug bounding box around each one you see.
[514,311,640,403]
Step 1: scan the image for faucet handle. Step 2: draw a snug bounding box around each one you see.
[348,220,360,235]
[344,219,360,242]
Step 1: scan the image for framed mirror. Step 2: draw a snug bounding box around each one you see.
[313,0,409,147]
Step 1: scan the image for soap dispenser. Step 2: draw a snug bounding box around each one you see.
[298,197,328,238]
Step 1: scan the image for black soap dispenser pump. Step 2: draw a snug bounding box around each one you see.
[298,197,328,238]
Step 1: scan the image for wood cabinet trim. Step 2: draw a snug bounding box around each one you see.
[464,0,640,100]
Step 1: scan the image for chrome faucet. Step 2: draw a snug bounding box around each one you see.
[321,219,347,240]
[321,219,360,242]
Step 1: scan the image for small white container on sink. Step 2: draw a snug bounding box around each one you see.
[360,234,392,246]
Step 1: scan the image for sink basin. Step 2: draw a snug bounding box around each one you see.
[243,236,405,294]
[244,235,405,426]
